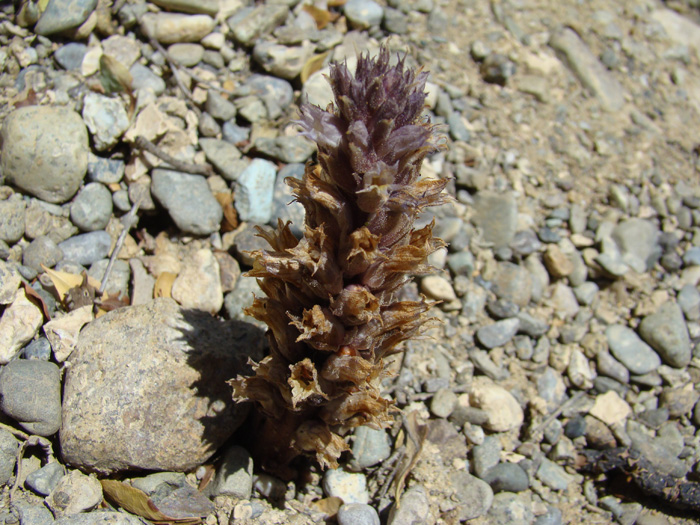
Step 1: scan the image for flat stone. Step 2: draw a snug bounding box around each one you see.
[0,260,21,304]
[171,248,223,314]
[234,158,277,224]
[589,390,631,426]
[58,231,112,266]
[227,4,289,46]
[347,426,391,472]
[481,463,530,493]
[449,472,494,520]
[210,446,253,498]
[199,138,243,181]
[60,298,264,474]
[473,191,518,249]
[492,262,532,307]
[167,43,204,67]
[54,42,88,71]
[0,429,19,485]
[140,13,215,44]
[606,324,661,375]
[611,219,660,272]
[0,289,44,364]
[387,485,432,524]
[0,194,26,243]
[0,359,61,436]
[25,461,65,496]
[2,106,88,203]
[338,503,380,525]
[70,182,113,231]
[549,27,625,111]
[45,469,102,517]
[206,91,236,121]
[253,42,314,80]
[34,0,97,36]
[151,0,219,16]
[101,35,141,69]
[130,63,166,95]
[537,457,573,491]
[82,93,130,151]
[323,469,369,504]
[254,136,316,163]
[23,235,64,272]
[151,169,223,235]
[638,301,691,368]
[87,154,125,184]
[470,376,524,432]
[476,318,520,349]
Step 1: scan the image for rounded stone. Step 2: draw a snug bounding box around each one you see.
[58,231,112,266]
[60,298,265,474]
[481,463,530,493]
[1,106,88,204]
[0,359,62,436]
[606,324,661,375]
[70,182,113,232]
[140,13,215,44]
[338,503,380,525]
[323,469,369,504]
[344,0,384,28]
[469,376,524,432]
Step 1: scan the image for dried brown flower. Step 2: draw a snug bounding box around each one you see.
[229,46,450,475]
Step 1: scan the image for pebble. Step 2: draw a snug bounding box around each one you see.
[1,106,88,204]
[574,281,598,306]
[253,42,313,79]
[87,155,124,184]
[0,289,44,363]
[88,259,130,298]
[638,301,691,368]
[549,27,624,111]
[206,91,236,121]
[387,485,432,524]
[140,13,215,44]
[45,469,103,517]
[612,219,660,272]
[0,429,19,485]
[151,169,223,235]
[596,351,630,384]
[23,235,63,272]
[211,445,253,498]
[130,62,166,95]
[82,93,130,151]
[383,7,408,34]
[430,388,458,418]
[492,262,532,307]
[338,503,380,525]
[34,0,97,36]
[167,43,204,66]
[473,191,518,249]
[470,377,524,432]
[151,0,219,15]
[171,248,223,314]
[235,158,277,224]
[199,138,244,181]
[350,426,392,469]
[568,348,596,389]
[472,435,502,477]
[543,244,574,278]
[606,324,661,375]
[678,285,700,321]
[0,359,62,436]
[254,136,316,163]
[536,457,573,491]
[447,112,471,142]
[344,0,384,28]
[273,163,305,237]
[421,275,457,302]
[535,506,564,525]
[0,261,22,304]
[54,42,88,70]
[227,4,290,46]
[13,501,55,525]
[0,196,25,244]
[481,463,530,493]
[52,511,145,524]
[61,298,261,473]
[476,318,520,349]
[58,231,112,266]
[659,385,699,418]
[70,182,113,232]
[25,461,65,496]
[222,121,249,144]
[323,469,369,504]
[450,472,494,520]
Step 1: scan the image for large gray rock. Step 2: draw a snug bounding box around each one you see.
[1,106,88,204]
[638,302,691,368]
[60,298,264,474]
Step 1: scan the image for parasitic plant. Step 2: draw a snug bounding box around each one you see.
[230,46,450,475]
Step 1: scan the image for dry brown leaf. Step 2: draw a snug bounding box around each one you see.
[42,266,101,304]
[302,5,338,29]
[393,411,427,505]
[100,480,201,524]
[301,52,330,85]
[21,281,51,321]
[154,271,177,298]
[214,192,238,232]
[99,54,133,94]
[310,496,343,517]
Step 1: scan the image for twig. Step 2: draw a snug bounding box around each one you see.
[133,136,213,176]
[525,390,585,443]
[148,37,197,105]
[99,199,140,297]
[376,446,406,501]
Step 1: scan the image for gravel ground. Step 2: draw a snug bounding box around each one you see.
[1,0,700,524]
